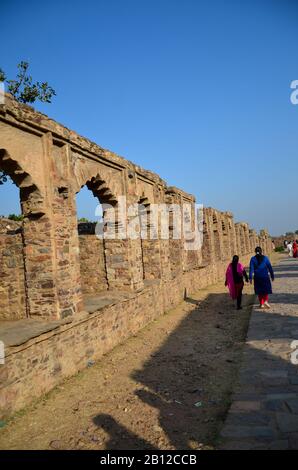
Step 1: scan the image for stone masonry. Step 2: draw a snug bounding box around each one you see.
[0,95,273,418]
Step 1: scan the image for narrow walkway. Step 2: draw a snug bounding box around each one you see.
[219,257,298,450]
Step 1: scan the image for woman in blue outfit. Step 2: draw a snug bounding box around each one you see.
[249,246,274,309]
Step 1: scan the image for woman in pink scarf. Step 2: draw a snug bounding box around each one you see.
[225,255,249,310]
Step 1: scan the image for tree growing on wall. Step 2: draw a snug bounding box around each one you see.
[0,61,56,104]
[8,214,24,221]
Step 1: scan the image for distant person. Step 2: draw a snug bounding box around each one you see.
[293,240,298,259]
[249,247,274,309]
[287,241,293,257]
[225,255,249,310]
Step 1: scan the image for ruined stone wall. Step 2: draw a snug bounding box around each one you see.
[0,219,26,320]
[0,253,255,419]
[79,235,108,294]
[0,95,274,418]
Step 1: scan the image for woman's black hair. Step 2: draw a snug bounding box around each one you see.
[255,246,264,265]
[232,255,239,264]
[232,255,239,280]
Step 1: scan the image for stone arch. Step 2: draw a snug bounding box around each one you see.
[76,173,119,238]
[212,213,218,227]
[85,175,118,208]
[0,149,60,320]
[221,218,231,260]
[202,209,213,264]
[138,194,151,234]
[212,212,222,260]
[0,149,45,217]
[74,171,144,294]
[74,170,119,208]
[136,194,162,281]
[75,175,117,297]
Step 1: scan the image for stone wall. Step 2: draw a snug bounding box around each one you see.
[0,220,26,320]
[0,253,255,419]
[78,224,108,294]
[0,95,273,418]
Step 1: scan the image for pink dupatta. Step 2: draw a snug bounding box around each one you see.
[226,262,245,300]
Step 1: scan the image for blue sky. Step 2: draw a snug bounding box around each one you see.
[0,0,297,235]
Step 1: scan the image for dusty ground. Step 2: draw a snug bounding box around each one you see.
[0,270,264,451]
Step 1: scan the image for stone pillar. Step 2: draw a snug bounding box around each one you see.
[244,224,251,255]
[235,224,242,257]
[22,213,60,319]
[0,148,61,320]
[182,199,201,271]
[212,210,224,261]
[221,214,232,260]
[228,215,237,257]
[52,185,84,318]
[202,208,216,265]
[167,193,184,279]
[139,204,163,281]
[103,205,144,291]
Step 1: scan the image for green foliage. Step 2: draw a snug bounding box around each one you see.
[78,217,90,223]
[8,214,23,221]
[275,246,285,253]
[0,68,6,82]
[0,62,56,104]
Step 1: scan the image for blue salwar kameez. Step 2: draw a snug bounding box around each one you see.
[249,255,274,295]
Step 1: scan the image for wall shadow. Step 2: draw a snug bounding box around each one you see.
[129,291,253,449]
[91,259,298,450]
[90,290,249,450]
[92,414,157,450]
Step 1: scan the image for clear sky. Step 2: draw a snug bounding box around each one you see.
[0,0,297,236]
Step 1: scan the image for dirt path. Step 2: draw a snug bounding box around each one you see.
[0,277,257,450]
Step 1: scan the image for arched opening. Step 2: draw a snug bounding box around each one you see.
[137,195,162,281]
[0,171,25,321]
[0,149,48,320]
[183,202,199,271]
[212,213,222,261]
[222,220,231,260]
[168,203,183,279]
[0,173,21,217]
[202,210,213,264]
[75,183,110,296]
[228,220,237,256]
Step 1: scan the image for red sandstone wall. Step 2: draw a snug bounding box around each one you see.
[0,222,26,321]
[79,235,108,294]
[0,253,254,418]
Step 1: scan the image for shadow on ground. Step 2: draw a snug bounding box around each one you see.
[93,260,298,450]
[92,289,254,450]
